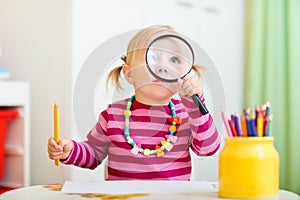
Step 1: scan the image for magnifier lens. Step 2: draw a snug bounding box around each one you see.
[146,35,194,82]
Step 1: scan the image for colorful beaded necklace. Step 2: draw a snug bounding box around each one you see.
[124,96,181,157]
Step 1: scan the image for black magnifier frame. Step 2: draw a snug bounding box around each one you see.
[145,34,194,82]
[145,34,209,115]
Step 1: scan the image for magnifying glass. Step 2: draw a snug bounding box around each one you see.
[145,34,209,115]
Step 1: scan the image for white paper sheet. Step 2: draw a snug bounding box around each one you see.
[61,180,218,194]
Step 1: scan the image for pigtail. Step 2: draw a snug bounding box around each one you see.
[106,66,123,91]
[192,64,205,79]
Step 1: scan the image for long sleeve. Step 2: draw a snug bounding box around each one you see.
[181,96,221,156]
[62,110,111,169]
[61,98,220,180]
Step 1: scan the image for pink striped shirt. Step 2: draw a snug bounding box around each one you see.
[63,96,220,180]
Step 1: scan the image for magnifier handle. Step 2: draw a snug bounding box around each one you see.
[191,94,209,115]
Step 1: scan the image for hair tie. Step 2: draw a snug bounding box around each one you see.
[121,55,127,63]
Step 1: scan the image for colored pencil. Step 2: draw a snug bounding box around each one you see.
[265,101,271,117]
[228,117,238,137]
[265,115,273,136]
[241,114,248,137]
[221,111,233,137]
[255,105,259,126]
[250,113,257,137]
[234,113,242,137]
[221,102,272,138]
[257,112,264,137]
[54,102,60,166]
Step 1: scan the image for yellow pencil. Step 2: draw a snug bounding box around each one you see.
[257,112,264,137]
[54,102,60,166]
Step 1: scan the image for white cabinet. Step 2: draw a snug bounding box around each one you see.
[0,81,30,187]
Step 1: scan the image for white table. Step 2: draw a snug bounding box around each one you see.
[0,182,299,200]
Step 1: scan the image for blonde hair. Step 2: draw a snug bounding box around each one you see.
[106,25,202,90]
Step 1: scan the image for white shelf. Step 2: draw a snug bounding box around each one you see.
[0,81,30,187]
[5,144,24,156]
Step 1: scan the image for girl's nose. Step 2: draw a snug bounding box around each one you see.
[156,66,168,74]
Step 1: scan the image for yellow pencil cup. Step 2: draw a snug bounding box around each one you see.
[218,137,279,198]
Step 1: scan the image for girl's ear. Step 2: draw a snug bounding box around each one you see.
[122,64,134,84]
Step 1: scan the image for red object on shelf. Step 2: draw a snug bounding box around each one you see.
[0,110,19,180]
[0,186,17,194]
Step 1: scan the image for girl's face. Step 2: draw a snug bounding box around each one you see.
[125,49,178,105]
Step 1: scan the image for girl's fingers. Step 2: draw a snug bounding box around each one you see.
[47,136,73,160]
[59,137,69,147]
[48,137,63,151]
[182,81,200,95]
[181,75,203,97]
[48,149,63,159]
[48,143,62,152]
[59,137,73,151]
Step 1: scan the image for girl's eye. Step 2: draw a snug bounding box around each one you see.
[169,57,180,64]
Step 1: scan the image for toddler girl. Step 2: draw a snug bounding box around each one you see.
[47,25,220,180]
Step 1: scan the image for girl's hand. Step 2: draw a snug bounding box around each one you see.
[178,73,203,97]
[47,136,73,161]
